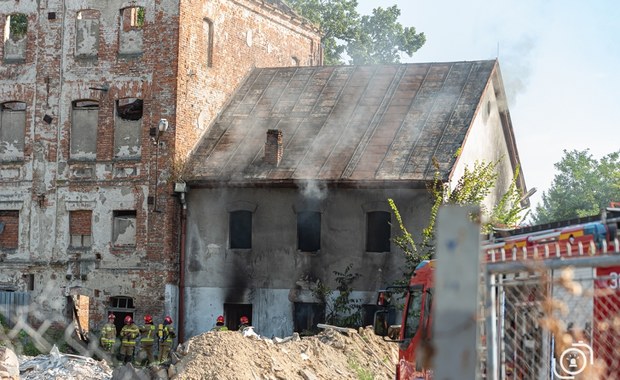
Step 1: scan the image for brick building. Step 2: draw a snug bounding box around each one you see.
[0,0,321,337]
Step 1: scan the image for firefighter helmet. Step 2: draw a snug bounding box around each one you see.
[144,315,153,324]
[124,315,133,325]
[216,315,225,323]
[240,315,249,324]
[164,316,173,325]
[108,313,115,320]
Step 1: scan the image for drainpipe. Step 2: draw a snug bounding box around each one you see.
[178,192,187,343]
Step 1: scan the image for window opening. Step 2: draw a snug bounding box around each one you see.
[112,210,136,246]
[0,210,19,249]
[294,302,325,335]
[122,7,144,31]
[203,18,214,67]
[5,13,27,41]
[70,210,92,248]
[223,303,253,331]
[71,100,99,159]
[230,210,252,249]
[116,98,143,121]
[366,211,391,252]
[297,211,320,252]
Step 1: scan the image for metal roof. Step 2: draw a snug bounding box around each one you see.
[187,60,504,185]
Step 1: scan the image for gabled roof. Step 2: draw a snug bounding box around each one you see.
[187,60,509,186]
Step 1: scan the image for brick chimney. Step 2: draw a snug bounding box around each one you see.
[264,129,283,166]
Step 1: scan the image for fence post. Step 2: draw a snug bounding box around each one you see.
[433,205,481,379]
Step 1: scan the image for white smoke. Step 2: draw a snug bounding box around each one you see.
[298,180,328,201]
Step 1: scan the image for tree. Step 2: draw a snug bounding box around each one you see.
[532,149,620,224]
[390,159,527,280]
[286,0,425,65]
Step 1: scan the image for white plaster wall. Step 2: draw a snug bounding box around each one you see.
[451,81,516,214]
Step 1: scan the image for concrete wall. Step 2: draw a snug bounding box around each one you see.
[183,186,431,338]
[0,0,320,335]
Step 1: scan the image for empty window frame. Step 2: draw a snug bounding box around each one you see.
[70,210,92,248]
[0,101,26,160]
[293,302,325,335]
[366,211,391,252]
[70,100,99,160]
[112,210,136,246]
[297,211,320,252]
[203,18,214,67]
[75,10,100,58]
[3,13,27,61]
[119,7,144,55]
[0,210,19,249]
[229,210,252,249]
[114,98,143,158]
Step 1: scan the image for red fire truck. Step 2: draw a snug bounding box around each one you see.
[374,208,620,380]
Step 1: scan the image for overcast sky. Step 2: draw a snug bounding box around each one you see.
[356,0,620,209]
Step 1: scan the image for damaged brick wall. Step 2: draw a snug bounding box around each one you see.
[0,0,321,338]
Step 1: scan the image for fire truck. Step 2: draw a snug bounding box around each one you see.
[373,208,620,380]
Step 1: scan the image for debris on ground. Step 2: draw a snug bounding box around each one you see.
[9,326,398,380]
[18,345,113,380]
[170,325,398,380]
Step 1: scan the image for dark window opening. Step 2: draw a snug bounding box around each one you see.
[223,303,253,331]
[294,302,324,335]
[1,101,26,111]
[366,211,391,252]
[108,296,134,337]
[116,98,143,121]
[297,211,320,252]
[204,18,214,67]
[230,210,252,249]
[22,274,34,291]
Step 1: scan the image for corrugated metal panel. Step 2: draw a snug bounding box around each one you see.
[0,291,31,327]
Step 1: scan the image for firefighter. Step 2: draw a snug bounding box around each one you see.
[119,315,139,364]
[238,315,250,332]
[138,314,157,366]
[211,315,228,331]
[100,313,117,354]
[157,316,176,364]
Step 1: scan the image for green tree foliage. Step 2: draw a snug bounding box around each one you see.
[532,149,620,224]
[286,0,425,65]
[9,13,28,41]
[390,159,527,279]
[312,264,363,328]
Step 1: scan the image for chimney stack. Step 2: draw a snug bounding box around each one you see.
[264,129,283,166]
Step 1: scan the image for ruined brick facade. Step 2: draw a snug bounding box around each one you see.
[0,0,320,336]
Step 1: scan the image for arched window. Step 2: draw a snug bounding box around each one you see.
[3,13,28,61]
[71,99,99,160]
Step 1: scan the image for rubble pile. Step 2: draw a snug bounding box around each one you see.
[18,345,113,380]
[6,326,398,379]
[170,326,399,380]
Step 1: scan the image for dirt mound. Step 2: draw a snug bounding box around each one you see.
[170,326,398,380]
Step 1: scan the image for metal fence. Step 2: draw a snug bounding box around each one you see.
[483,253,620,380]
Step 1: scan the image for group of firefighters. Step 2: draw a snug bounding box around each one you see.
[99,313,250,366]
[99,313,176,366]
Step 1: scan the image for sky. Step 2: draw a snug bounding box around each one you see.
[356,0,620,210]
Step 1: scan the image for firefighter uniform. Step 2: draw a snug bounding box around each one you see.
[119,316,140,364]
[157,316,176,363]
[139,315,157,365]
[100,314,117,353]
